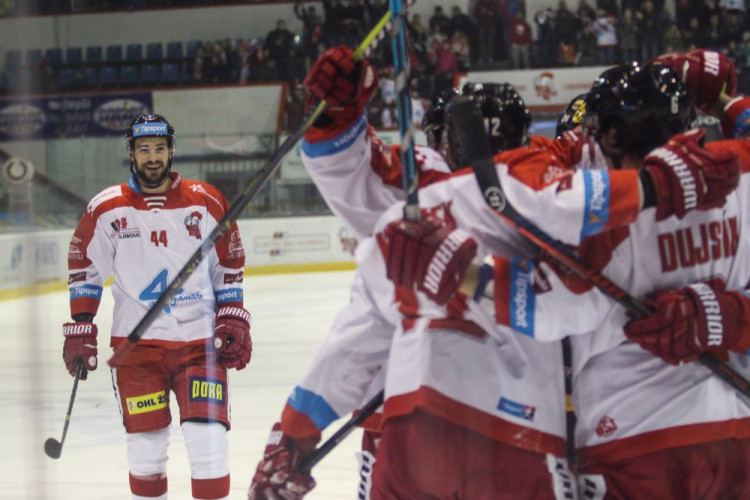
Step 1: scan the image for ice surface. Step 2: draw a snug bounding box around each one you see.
[0,269,361,499]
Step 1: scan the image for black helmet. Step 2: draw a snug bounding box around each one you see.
[440,82,530,170]
[461,82,531,153]
[422,87,460,150]
[125,114,176,153]
[556,93,587,138]
[584,61,692,159]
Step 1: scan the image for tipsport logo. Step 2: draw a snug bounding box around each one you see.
[133,123,168,136]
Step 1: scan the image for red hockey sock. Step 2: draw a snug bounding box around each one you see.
[192,474,230,499]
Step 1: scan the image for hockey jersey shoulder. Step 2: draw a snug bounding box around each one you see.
[86,184,126,215]
[175,179,229,218]
[500,146,573,190]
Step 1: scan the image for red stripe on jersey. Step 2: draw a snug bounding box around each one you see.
[281,404,323,440]
[493,255,513,327]
[604,169,641,231]
[578,415,750,467]
[383,386,567,457]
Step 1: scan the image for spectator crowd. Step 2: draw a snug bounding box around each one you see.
[5,0,750,128]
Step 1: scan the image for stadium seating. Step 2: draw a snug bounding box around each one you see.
[160,62,180,85]
[140,63,159,87]
[65,47,83,66]
[105,45,123,64]
[125,44,143,63]
[119,64,138,87]
[166,41,184,61]
[99,65,118,88]
[85,46,103,65]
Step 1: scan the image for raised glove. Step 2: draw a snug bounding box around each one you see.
[385,215,478,304]
[655,49,737,112]
[644,129,739,221]
[214,305,252,370]
[624,281,748,365]
[304,45,378,119]
[62,321,98,380]
[248,422,319,500]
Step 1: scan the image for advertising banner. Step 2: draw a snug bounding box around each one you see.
[0,92,153,140]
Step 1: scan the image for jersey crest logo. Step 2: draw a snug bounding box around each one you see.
[184,211,202,239]
[596,415,617,437]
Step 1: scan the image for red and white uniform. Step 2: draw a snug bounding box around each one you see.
[286,115,634,437]
[281,117,453,439]
[68,173,245,345]
[479,101,750,498]
[67,171,245,499]
[294,108,648,498]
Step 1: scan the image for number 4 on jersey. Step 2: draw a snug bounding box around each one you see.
[139,269,182,313]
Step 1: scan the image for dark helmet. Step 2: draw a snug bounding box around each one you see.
[584,61,692,159]
[556,93,587,138]
[125,114,176,153]
[439,82,530,170]
[461,82,531,153]
[422,87,460,150]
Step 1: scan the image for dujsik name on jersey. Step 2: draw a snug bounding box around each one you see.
[658,217,738,271]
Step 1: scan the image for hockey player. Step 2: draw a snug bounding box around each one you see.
[249,45,739,499]
[63,114,251,500]
[384,60,750,498]
[248,46,537,499]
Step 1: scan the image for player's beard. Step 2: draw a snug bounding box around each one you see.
[135,159,170,190]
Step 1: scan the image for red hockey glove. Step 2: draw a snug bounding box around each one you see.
[385,215,478,304]
[247,422,319,500]
[304,45,378,119]
[624,281,749,365]
[62,321,98,380]
[644,129,739,221]
[214,305,252,370]
[655,49,737,113]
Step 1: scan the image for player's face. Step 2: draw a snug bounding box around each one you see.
[131,136,172,191]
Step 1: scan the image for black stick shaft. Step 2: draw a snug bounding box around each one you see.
[45,361,83,459]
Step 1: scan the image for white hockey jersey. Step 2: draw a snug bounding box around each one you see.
[67,173,246,347]
[483,136,750,467]
[285,110,653,454]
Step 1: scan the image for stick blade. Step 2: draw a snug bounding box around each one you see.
[44,437,62,459]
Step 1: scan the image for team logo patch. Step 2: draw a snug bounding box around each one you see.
[497,396,536,421]
[596,415,617,437]
[184,211,202,239]
[189,376,226,406]
[126,390,167,415]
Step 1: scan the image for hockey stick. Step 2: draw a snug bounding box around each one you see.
[298,389,384,473]
[389,0,420,222]
[449,96,750,398]
[44,361,83,459]
[297,0,417,473]
[108,1,413,368]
